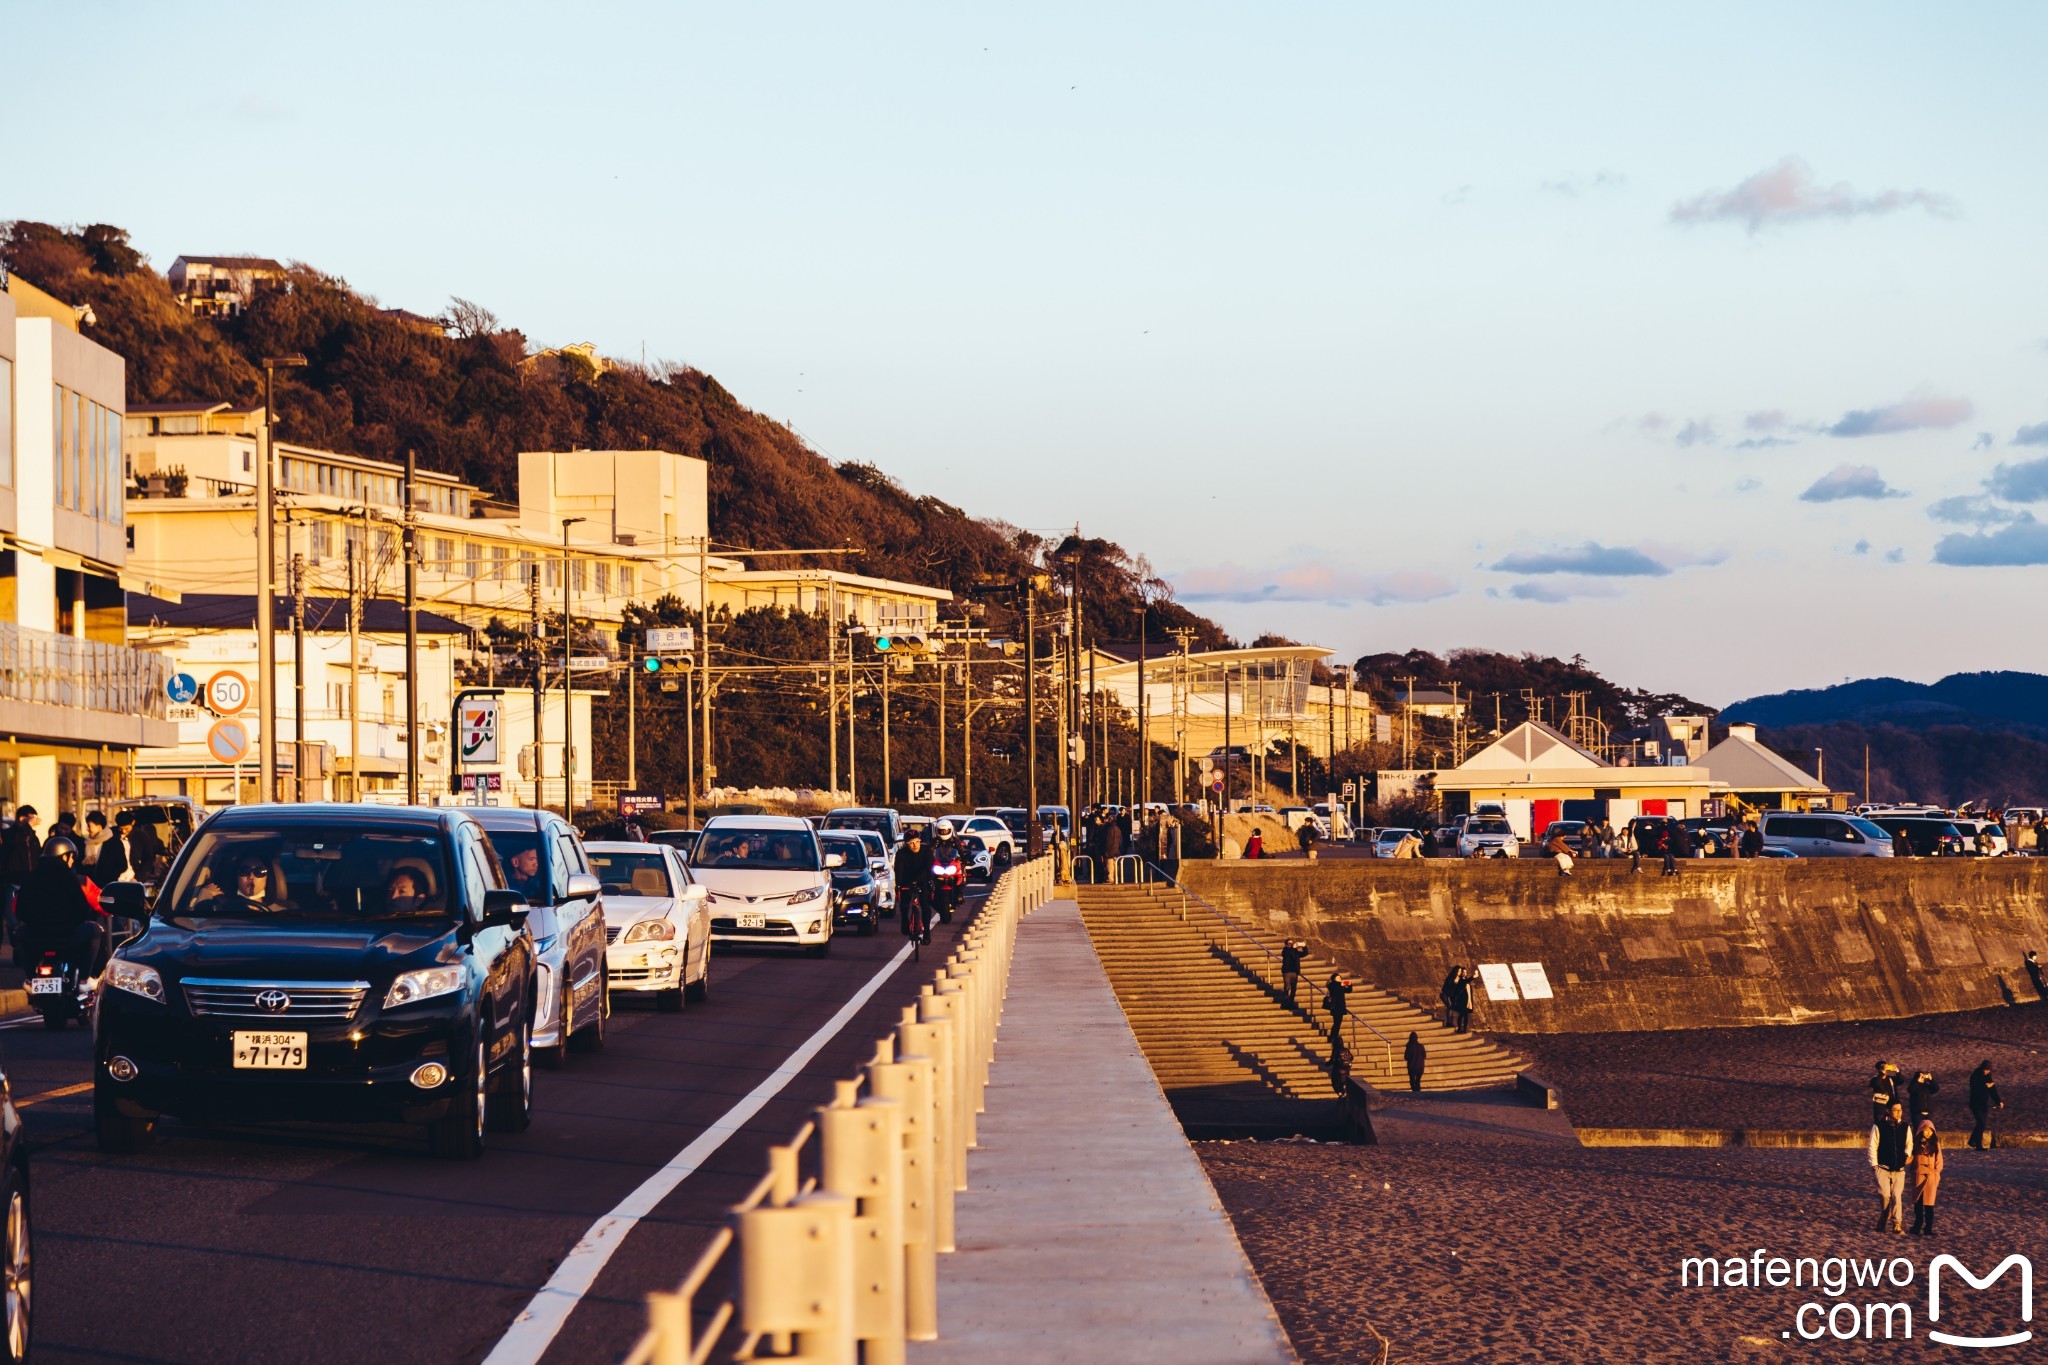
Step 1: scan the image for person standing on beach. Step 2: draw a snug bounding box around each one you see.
[1439,966,1459,1026]
[1968,1061,2003,1150]
[1404,1031,1427,1093]
[1869,1098,1915,1234]
[1911,1119,1944,1236]
[1869,1061,1902,1123]
[1908,1069,1939,1120]
[1280,938,1305,1004]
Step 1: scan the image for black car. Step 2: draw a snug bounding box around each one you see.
[819,832,881,936]
[1871,817,1967,857]
[96,804,537,1160]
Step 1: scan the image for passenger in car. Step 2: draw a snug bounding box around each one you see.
[384,869,428,915]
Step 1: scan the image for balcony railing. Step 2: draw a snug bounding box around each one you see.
[0,624,172,720]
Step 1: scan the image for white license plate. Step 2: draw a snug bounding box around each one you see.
[737,913,767,930]
[25,978,62,995]
[232,1031,309,1070]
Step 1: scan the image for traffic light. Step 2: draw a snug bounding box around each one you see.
[872,632,929,656]
[643,656,663,673]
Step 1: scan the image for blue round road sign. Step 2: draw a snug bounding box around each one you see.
[167,673,199,705]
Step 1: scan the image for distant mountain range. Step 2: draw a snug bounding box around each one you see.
[1725,672,2048,741]
[1724,672,2048,806]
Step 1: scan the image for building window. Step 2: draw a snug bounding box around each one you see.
[52,386,66,507]
[71,390,85,511]
[545,558,559,589]
[491,545,508,581]
[105,404,123,524]
[465,541,481,580]
[432,536,453,575]
[310,520,331,562]
[375,528,395,565]
[594,562,610,596]
[572,559,586,593]
[620,564,634,598]
[520,550,537,585]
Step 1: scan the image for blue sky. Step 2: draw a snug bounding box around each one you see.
[14,2,2048,703]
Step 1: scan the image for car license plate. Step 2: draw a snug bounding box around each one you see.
[25,978,62,995]
[738,912,767,930]
[232,1031,308,1070]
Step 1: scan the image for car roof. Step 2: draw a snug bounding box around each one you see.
[465,807,567,830]
[205,802,460,829]
[584,840,672,854]
[826,807,898,817]
[703,814,816,831]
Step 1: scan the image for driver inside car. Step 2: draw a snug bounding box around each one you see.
[194,856,286,913]
[383,869,427,915]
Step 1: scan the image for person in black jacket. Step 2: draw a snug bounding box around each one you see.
[893,830,935,940]
[1322,972,1353,1046]
[1869,1098,1915,1234]
[15,839,108,976]
[1907,1070,1939,1120]
[1869,1061,1902,1122]
[2026,948,2047,1001]
[0,808,40,954]
[85,810,128,886]
[124,813,166,885]
[1968,1061,2004,1150]
[1405,1031,1427,1093]
[1279,938,1305,1004]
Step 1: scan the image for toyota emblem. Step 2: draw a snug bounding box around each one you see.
[255,989,291,1013]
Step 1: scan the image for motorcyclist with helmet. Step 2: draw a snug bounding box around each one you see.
[929,819,968,924]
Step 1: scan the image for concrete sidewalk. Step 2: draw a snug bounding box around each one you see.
[910,899,1295,1365]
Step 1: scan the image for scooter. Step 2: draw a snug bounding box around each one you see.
[26,944,95,1031]
[929,849,965,924]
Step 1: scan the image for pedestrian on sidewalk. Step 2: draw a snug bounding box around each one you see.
[2025,948,2046,1000]
[1322,971,1353,1046]
[1450,967,1475,1033]
[1908,1069,1940,1120]
[1870,1098,1915,1234]
[1968,1061,2003,1150]
[1404,1031,1426,1093]
[1545,827,1574,877]
[1911,1120,1944,1236]
[1280,938,1306,1004]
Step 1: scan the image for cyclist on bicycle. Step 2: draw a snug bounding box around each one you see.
[895,827,936,944]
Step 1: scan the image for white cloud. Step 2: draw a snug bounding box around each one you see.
[1800,464,1905,502]
[1670,156,1955,233]
[1173,563,1456,607]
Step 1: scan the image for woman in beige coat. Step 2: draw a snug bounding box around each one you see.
[1910,1119,1944,1236]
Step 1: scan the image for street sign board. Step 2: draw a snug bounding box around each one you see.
[568,655,613,672]
[167,672,199,705]
[619,790,665,816]
[449,772,504,794]
[458,697,501,764]
[168,703,205,723]
[205,670,251,716]
[907,778,955,804]
[206,719,251,764]
[644,626,695,653]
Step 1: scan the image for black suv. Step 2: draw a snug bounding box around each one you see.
[96,805,537,1160]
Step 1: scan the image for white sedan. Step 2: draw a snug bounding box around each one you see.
[585,842,713,1012]
[953,815,1017,876]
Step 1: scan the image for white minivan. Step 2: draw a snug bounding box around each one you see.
[690,815,843,956]
[1759,811,1896,858]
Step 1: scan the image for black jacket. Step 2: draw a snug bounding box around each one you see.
[1871,1116,1912,1171]
[0,825,37,881]
[1323,979,1352,1018]
[91,833,129,886]
[1907,1076,1939,1117]
[16,860,96,944]
[1969,1066,2002,1111]
[1280,944,1305,975]
[893,843,934,888]
[1404,1036,1427,1070]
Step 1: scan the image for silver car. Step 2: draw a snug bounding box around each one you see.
[1758,811,1895,858]
[473,809,609,1064]
[854,830,895,910]
[586,842,712,1010]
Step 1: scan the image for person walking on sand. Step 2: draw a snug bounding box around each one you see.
[1911,1119,1944,1236]
[1968,1060,2004,1150]
[1870,1097,1916,1234]
[1404,1030,1427,1093]
[1280,937,1306,1004]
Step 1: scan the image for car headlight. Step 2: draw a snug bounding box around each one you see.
[623,918,674,943]
[106,957,164,1003]
[384,966,466,1009]
[785,886,825,905]
[841,883,871,899]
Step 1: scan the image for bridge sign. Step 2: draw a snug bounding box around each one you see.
[644,626,695,653]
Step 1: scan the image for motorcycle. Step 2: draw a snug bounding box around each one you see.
[929,847,965,924]
[26,942,95,1031]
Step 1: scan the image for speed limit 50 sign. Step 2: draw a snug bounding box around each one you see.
[205,670,251,716]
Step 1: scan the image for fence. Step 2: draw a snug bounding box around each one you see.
[626,854,1055,1364]
[0,622,172,720]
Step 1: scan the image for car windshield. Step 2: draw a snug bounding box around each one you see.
[161,824,454,921]
[821,836,870,876]
[855,832,888,863]
[997,811,1030,836]
[823,812,894,837]
[1846,817,1891,840]
[693,828,821,871]
[1469,820,1512,835]
[589,849,673,898]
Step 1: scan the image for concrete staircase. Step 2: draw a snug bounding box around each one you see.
[1075,882,1523,1119]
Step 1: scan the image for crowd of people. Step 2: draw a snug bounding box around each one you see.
[1865,1058,2007,1236]
[0,805,175,978]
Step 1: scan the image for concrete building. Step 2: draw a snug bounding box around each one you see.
[1424,720,1721,835]
[0,274,178,815]
[1692,723,1834,810]
[1398,688,1467,721]
[166,256,287,317]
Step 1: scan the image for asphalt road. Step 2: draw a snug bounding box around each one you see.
[9,887,986,1364]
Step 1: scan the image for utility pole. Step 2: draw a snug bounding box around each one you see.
[937,645,946,779]
[561,517,585,811]
[626,643,636,790]
[1054,627,1068,818]
[1400,674,1416,770]
[1025,579,1040,854]
[403,449,420,806]
[698,535,712,806]
[529,566,543,812]
[848,649,859,802]
[827,581,838,796]
[1223,661,1233,815]
[256,353,305,802]
[881,657,892,804]
[962,643,974,807]
[291,549,306,800]
[1168,627,1195,805]
[346,538,360,802]
[1134,606,1148,809]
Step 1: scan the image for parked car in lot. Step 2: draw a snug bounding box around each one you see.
[819,832,884,935]
[584,841,711,1009]
[471,808,609,1066]
[1758,811,1895,858]
[1537,819,1590,854]
[689,815,840,956]
[96,805,538,1160]
[1951,818,2009,855]
[1869,816,1968,857]
[853,830,896,910]
[1458,818,1520,858]
[1373,827,1418,857]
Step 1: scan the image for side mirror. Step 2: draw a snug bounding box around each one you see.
[824,851,846,869]
[681,883,708,903]
[482,888,529,929]
[563,871,602,903]
[102,882,150,920]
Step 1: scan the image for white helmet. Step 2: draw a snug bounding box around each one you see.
[935,820,955,837]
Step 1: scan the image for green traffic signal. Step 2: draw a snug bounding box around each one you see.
[874,636,893,652]
[643,656,662,673]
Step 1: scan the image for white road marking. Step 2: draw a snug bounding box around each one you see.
[483,939,915,1365]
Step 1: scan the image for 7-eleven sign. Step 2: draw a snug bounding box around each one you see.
[460,698,501,764]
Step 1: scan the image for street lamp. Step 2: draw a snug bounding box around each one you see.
[257,353,306,803]
[560,517,585,811]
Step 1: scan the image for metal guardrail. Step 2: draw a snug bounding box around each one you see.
[624,855,1055,1365]
[1139,861,1393,1076]
[0,621,172,719]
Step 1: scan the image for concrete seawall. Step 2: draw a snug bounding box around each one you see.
[1178,861,2048,1032]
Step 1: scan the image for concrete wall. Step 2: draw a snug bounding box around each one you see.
[1178,861,2048,1032]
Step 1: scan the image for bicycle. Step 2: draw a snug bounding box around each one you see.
[900,884,933,960]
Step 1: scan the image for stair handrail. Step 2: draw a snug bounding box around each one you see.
[1138,861,1392,1075]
